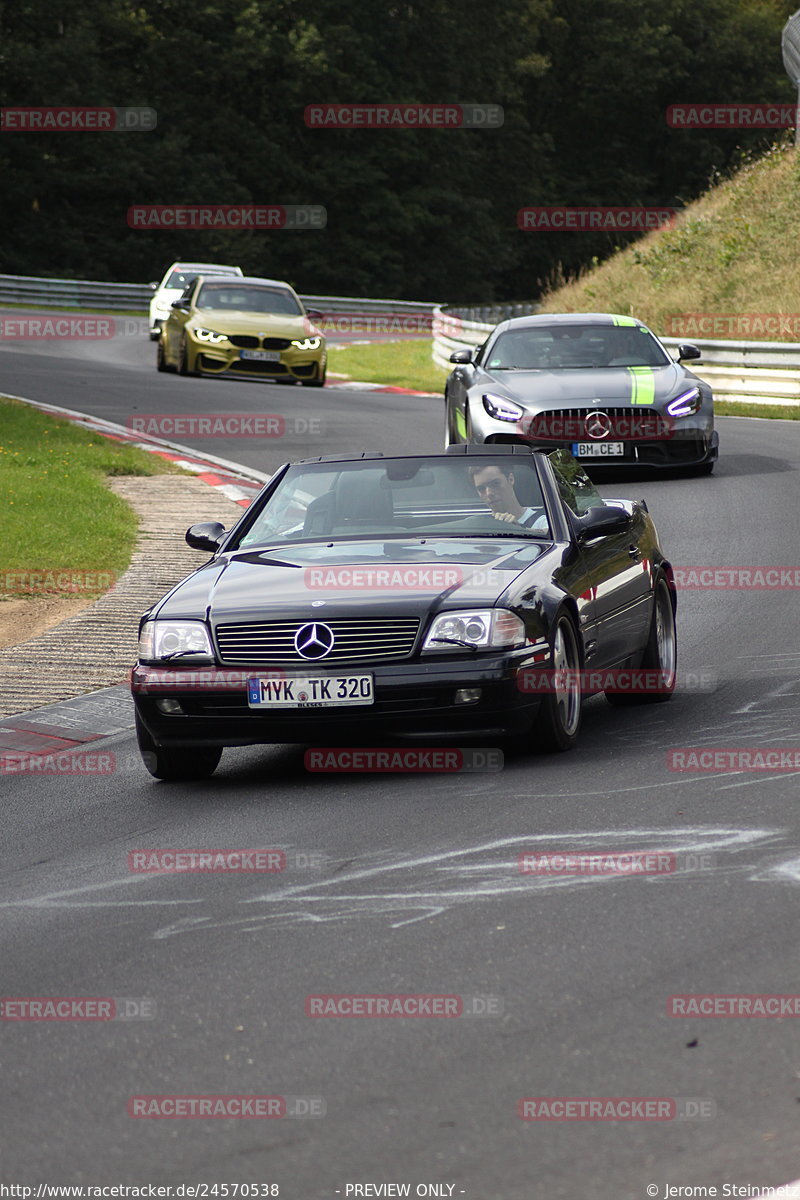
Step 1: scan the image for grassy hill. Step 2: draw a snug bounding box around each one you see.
[538,139,800,342]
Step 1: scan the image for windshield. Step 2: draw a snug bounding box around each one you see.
[485,323,671,370]
[237,457,551,546]
[165,266,238,288]
[195,283,302,315]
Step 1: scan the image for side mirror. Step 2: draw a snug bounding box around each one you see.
[677,343,701,361]
[186,522,226,552]
[305,308,324,320]
[576,505,631,541]
[171,299,188,310]
[449,349,474,364]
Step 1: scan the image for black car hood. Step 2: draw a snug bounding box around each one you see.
[155,537,552,622]
[476,362,688,406]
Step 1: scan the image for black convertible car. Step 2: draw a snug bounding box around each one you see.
[131,445,677,779]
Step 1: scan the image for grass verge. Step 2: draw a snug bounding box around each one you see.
[0,395,187,595]
[715,401,800,420]
[328,338,447,393]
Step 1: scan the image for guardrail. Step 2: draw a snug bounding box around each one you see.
[0,272,439,323]
[432,306,800,405]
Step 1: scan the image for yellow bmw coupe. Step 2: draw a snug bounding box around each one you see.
[157,275,327,386]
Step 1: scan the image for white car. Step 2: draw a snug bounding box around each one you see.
[148,262,243,339]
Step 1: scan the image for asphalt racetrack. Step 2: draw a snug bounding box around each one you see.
[2,325,800,1197]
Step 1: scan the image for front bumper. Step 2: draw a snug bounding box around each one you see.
[131,651,545,749]
[191,341,327,382]
[472,403,718,468]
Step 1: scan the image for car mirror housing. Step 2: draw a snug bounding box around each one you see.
[576,505,631,541]
[305,308,324,320]
[171,299,188,310]
[186,522,226,552]
[449,349,474,364]
[677,343,701,361]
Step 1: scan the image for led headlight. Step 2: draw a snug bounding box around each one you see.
[666,387,701,417]
[291,336,322,350]
[422,608,526,652]
[482,393,524,422]
[193,328,230,344]
[138,620,214,664]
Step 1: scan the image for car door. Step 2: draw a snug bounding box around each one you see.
[547,450,652,666]
[164,281,194,361]
[447,345,483,442]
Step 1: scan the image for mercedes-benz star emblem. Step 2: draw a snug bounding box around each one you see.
[294,622,335,660]
[585,410,612,440]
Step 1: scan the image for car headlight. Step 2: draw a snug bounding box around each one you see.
[193,328,230,344]
[666,387,701,417]
[482,393,524,422]
[291,336,322,350]
[138,620,215,664]
[422,608,526,653]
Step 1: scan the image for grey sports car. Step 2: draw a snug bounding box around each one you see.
[445,313,718,474]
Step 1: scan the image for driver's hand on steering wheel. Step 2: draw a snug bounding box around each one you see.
[492,512,519,523]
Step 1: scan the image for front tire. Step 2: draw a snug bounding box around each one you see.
[535,613,582,752]
[135,713,221,781]
[606,576,676,706]
[302,368,326,388]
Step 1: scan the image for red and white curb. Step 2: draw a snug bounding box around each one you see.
[327,376,441,397]
[3,393,270,508]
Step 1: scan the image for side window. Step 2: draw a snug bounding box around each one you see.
[547,449,604,516]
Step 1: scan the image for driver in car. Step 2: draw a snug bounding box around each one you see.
[468,463,548,531]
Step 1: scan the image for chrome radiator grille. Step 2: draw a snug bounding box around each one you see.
[215,617,421,665]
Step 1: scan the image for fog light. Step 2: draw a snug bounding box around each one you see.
[155,698,184,714]
[454,688,482,705]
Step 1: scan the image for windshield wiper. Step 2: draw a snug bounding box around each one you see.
[430,637,479,652]
[159,650,211,661]
[430,531,546,539]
